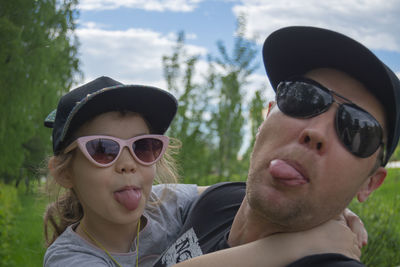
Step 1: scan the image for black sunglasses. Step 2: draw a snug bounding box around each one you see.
[276,77,384,158]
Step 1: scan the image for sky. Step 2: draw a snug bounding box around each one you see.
[75,0,400,102]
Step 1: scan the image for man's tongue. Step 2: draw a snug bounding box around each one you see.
[114,188,142,211]
[269,159,307,184]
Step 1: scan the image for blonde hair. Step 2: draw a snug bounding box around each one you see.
[43,123,181,247]
[44,153,80,246]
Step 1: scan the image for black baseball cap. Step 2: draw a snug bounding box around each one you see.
[44,76,178,155]
[263,26,400,166]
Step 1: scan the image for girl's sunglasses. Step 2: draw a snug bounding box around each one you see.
[64,135,169,167]
[276,77,384,158]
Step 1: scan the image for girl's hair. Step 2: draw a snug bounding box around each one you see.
[43,153,80,246]
[43,112,181,247]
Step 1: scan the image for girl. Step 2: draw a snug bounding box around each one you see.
[43,76,364,267]
[43,76,199,266]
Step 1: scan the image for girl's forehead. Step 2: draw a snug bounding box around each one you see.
[76,111,150,137]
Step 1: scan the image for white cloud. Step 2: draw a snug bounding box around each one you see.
[233,0,400,52]
[79,0,203,11]
[76,24,207,88]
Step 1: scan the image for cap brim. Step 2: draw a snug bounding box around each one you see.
[263,26,400,165]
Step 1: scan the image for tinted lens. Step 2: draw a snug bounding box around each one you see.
[86,138,120,164]
[277,81,333,118]
[133,138,164,163]
[336,104,382,157]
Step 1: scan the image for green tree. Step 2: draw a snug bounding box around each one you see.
[162,16,261,183]
[389,145,400,161]
[209,15,259,178]
[162,32,215,182]
[0,0,81,185]
[248,90,266,148]
[241,89,267,166]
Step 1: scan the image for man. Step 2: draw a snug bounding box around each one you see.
[154,26,400,266]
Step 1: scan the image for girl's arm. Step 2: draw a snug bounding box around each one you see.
[197,186,209,195]
[173,218,361,267]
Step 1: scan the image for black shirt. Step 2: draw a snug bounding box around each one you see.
[152,182,364,267]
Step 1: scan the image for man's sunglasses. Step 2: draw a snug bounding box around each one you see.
[276,77,384,158]
[64,135,169,167]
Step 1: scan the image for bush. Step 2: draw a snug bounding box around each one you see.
[0,182,20,266]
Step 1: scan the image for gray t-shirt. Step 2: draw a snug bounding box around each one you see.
[44,184,198,267]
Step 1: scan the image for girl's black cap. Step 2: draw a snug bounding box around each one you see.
[44,76,178,155]
[263,26,400,166]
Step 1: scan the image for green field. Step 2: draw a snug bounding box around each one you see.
[7,192,48,266]
[349,169,400,266]
[2,169,400,267]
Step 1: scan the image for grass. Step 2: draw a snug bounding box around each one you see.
[8,192,48,266]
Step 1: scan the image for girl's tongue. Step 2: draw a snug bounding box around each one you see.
[114,188,142,211]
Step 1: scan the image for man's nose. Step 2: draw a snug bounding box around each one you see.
[298,109,336,155]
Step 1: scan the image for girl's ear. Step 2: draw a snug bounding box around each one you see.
[48,157,74,189]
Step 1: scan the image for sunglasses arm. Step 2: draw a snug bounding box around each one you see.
[63,141,78,154]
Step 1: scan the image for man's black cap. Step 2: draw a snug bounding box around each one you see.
[44,76,178,154]
[263,26,400,166]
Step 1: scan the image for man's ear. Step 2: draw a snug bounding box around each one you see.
[256,101,277,137]
[357,167,387,202]
[48,157,74,189]
[266,101,276,117]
